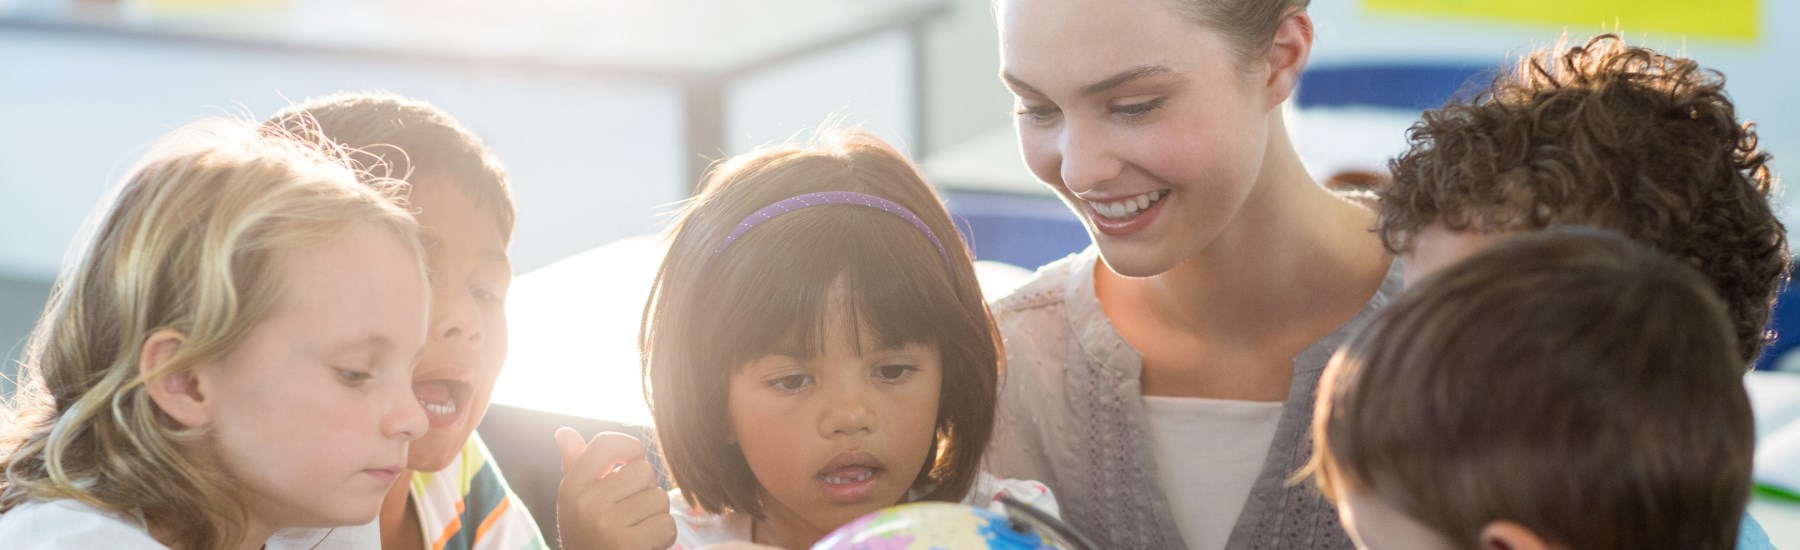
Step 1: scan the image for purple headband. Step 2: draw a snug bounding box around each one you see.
[710,191,952,269]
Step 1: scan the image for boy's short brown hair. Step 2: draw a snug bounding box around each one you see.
[267,90,516,241]
[642,131,997,519]
[1376,34,1787,364]
[1306,228,1755,549]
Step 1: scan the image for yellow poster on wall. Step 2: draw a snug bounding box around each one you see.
[1363,0,1758,41]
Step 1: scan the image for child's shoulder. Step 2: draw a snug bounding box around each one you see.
[0,499,166,549]
[667,489,752,549]
[267,521,380,550]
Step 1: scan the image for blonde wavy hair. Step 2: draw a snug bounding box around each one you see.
[0,119,422,549]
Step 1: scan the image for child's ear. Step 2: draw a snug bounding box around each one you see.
[1478,520,1552,550]
[1262,8,1314,110]
[139,328,209,428]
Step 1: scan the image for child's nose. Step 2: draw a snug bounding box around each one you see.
[430,283,485,348]
[820,392,875,438]
[385,382,429,441]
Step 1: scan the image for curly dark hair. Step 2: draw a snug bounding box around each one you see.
[1377,33,1788,365]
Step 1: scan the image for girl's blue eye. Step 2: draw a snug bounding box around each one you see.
[874,364,915,382]
[770,374,812,391]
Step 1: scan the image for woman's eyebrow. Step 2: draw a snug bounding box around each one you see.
[1001,65,1176,98]
[1080,65,1174,96]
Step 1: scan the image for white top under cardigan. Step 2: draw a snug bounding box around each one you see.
[1143,395,1285,550]
[985,246,1403,549]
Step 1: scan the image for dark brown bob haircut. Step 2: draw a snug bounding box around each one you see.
[1377,34,1788,365]
[642,130,998,519]
[1304,227,1755,550]
[266,90,516,242]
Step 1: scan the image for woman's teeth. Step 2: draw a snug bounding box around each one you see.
[1091,190,1165,220]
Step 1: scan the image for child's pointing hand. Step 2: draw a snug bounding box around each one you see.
[554,428,677,550]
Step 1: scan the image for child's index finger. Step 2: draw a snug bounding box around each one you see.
[553,427,586,474]
[565,431,646,484]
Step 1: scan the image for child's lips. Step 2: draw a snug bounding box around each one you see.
[413,379,471,429]
[816,451,885,504]
[364,466,405,483]
[816,465,883,504]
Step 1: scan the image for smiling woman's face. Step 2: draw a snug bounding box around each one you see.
[999,0,1282,277]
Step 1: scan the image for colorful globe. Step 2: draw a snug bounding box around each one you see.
[810,502,1068,550]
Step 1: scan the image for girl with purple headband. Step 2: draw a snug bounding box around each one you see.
[600,130,1058,549]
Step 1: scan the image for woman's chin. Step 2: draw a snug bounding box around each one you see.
[1096,244,1183,279]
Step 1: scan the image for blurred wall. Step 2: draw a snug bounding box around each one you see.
[0,276,52,396]
[4,1,1797,395]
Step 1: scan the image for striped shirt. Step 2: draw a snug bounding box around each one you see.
[413,433,547,550]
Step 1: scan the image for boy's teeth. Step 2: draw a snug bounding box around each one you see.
[420,399,457,417]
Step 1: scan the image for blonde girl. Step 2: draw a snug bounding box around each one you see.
[0,120,431,549]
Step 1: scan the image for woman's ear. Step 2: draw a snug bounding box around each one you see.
[139,328,209,428]
[1479,520,1553,550]
[1262,8,1315,109]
